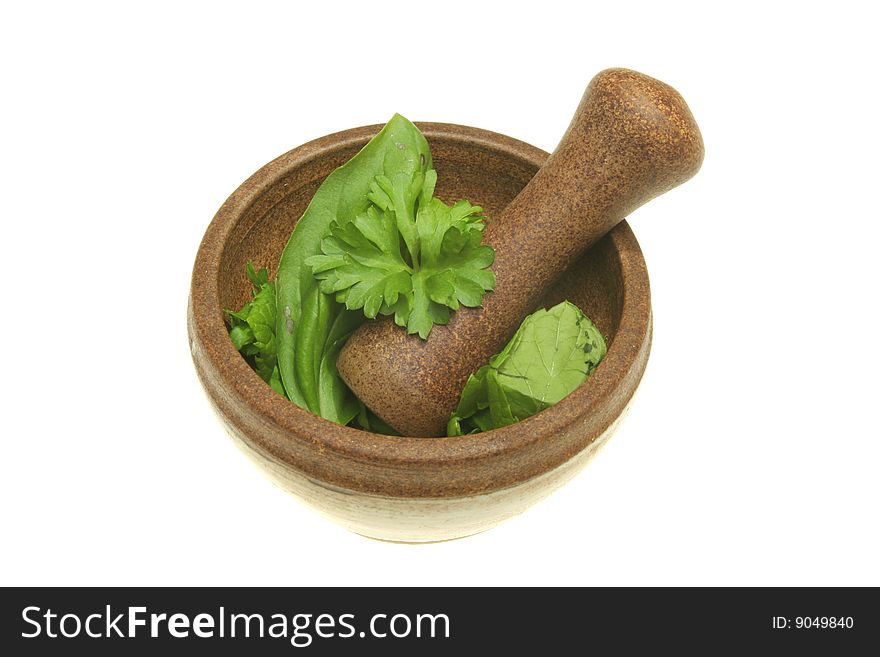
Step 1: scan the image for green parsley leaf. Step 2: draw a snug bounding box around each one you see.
[305,170,495,339]
[225,262,285,396]
[447,301,607,435]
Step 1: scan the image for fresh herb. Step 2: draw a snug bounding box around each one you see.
[225,262,284,396]
[447,301,607,436]
[305,169,495,339]
[274,114,433,425]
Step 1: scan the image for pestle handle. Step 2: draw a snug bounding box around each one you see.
[337,69,704,436]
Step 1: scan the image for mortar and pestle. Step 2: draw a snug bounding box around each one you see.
[188,69,703,541]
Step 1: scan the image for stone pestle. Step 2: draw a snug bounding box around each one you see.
[336,68,704,436]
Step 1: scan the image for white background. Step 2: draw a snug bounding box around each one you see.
[2,1,878,586]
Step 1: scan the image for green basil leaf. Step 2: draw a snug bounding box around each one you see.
[448,301,607,435]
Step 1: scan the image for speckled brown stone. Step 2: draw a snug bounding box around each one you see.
[337,68,704,436]
[188,121,654,499]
